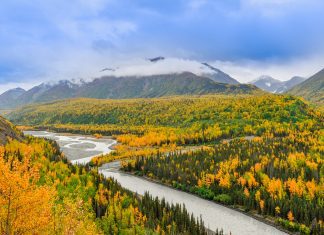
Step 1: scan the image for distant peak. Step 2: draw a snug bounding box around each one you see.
[11,87,25,92]
[201,62,220,72]
[289,76,305,82]
[147,56,165,62]
[100,67,116,72]
[259,75,276,80]
[251,75,280,83]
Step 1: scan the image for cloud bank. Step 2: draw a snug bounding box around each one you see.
[0,0,323,93]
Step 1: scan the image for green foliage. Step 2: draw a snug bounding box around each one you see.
[1,135,214,234]
[213,194,232,205]
[124,130,324,234]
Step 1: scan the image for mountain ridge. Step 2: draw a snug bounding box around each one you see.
[250,75,306,93]
[0,72,261,109]
[201,63,240,84]
[0,88,26,109]
[287,68,324,106]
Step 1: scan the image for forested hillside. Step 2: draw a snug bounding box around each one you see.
[124,131,323,234]
[7,94,324,234]
[0,115,22,145]
[0,119,223,234]
[9,94,318,138]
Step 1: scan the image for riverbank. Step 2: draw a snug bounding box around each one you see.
[100,166,288,235]
[25,130,295,234]
[24,130,117,164]
[114,168,293,235]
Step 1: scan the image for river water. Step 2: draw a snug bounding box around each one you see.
[24,130,116,164]
[25,131,287,235]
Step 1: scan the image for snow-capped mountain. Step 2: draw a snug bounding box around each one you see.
[0,74,259,110]
[250,75,306,93]
[0,57,260,109]
[99,57,240,84]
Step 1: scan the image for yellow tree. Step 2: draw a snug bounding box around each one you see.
[0,144,54,234]
[51,198,99,235]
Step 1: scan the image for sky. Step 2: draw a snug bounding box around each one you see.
[1,0,324,93]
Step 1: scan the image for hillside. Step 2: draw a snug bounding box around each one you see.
[287,68,324,106]
[75,72,256,98]
[0,119,213,234]
[0,116,22,145]
[7,94,323,234]
[0,72,260,109]
[8,94,318,140]
[0,88,25,109]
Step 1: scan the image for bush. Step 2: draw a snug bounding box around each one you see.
[213,194,232,205]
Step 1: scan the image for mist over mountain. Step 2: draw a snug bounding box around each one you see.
[200,63,239,84]
[0,72,260,110]
[0,58,251,109]
[250,75,306,93]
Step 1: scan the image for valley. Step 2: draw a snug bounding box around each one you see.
[24,130,287,235]
[6,93,323,234]
[1,1,324,234]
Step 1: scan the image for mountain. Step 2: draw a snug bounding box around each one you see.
[284,76,305,89]
[0,88,26,109]
[250,75,306,93]
[75,72,256,99]
[287,68,324,106]
[0,116,23,145]
[148,56,165,62]
[201,63,240,84]
[17,80,79,105]
[0,72,261,109]
[144,57,240,84]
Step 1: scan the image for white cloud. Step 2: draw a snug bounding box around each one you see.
[2,55,323,95]
[105,58,214,77]
[211,55,324,82]
[187,0,208,10]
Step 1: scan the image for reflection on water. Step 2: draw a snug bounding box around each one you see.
[24,131,116,164]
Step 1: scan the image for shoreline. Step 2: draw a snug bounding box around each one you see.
[26,129,294,234]
[103,167,293,235]
[23,128,115,139]
[24,130,117,164]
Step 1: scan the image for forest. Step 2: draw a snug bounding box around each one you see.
[0,134,224,234]
[7,94,324,234]
[123,130,323,234]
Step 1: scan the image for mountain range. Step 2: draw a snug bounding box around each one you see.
[201,63,239,84]
[287,68,324,106]
[0,88,26,109]
[0,72,259,110]
[250,75,306,93]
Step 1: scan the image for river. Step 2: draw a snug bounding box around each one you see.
[24,130,116,164]
[25,130,287,235]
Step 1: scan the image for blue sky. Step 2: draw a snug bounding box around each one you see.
[1,0,324,92]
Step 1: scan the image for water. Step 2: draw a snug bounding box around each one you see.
[100,168,287,235]
[24,130,116,164]
[26,131,287,235]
